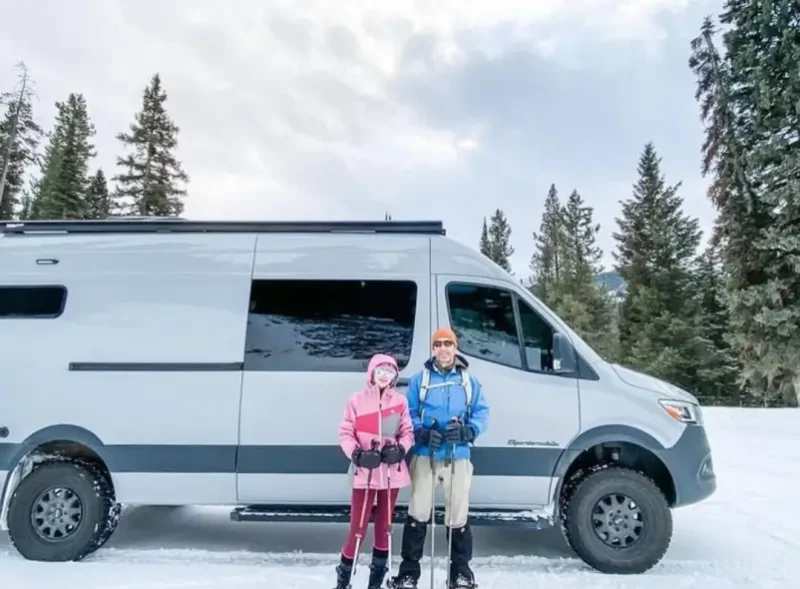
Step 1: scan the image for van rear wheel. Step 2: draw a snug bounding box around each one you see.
[80,462,121,555]
[562,465,673,574]
[7,461,115,562]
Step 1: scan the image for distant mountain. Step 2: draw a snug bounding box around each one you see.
[595,270,627,298]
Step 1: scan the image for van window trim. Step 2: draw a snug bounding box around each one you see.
[0,284,68,319]
[443,280,597,380]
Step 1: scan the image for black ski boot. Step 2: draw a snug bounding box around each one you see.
[333,561,353,589]
[386,575,418,589]
[387,515,426,589]
[448,572,477,589]
[447,524,477,588]
[367,556,388,589]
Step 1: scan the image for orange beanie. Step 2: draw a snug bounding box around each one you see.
[431,327,457,345]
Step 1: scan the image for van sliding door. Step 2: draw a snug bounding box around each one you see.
[236,233,431,504]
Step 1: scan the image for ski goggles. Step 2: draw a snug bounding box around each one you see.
[373,366,398,380]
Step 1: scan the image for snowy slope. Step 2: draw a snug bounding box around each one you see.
[1,407,798,588]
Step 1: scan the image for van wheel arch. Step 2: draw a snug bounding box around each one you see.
[4,440,121,561]
[555,437,677,514]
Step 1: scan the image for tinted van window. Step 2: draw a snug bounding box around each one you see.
[446,283,523,369]
[245,279,417,371]
[446,282,559,374]
[0,286,67,318]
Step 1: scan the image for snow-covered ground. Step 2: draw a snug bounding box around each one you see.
[2,407,798,588]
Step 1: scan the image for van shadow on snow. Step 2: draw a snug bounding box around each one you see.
[0,504,574,562]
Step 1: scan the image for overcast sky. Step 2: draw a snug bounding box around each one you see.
[0,0,722,277]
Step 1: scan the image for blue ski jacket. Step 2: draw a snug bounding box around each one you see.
[407,355,489,462]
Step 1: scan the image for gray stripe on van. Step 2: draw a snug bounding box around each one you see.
[0,443,561,477]
[68,362,243,371]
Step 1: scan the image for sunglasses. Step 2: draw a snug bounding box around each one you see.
[374,366,398,379]
[433,340,454,348]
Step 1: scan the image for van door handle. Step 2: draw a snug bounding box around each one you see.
[396,377,409,388]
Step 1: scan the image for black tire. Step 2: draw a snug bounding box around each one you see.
[562,465,673,574]
[87,502,121,554]
[7,461,116,562]
[80,462,121,555]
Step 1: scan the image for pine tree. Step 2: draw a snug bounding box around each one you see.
[690,6,800,406]
[561,190,602,290]
[721,0,800,407]
[693,242,740,404]
[0,63,44,219]
[553,190,618,359]
[113,73,189,216]
[529,184,566,305]
[612,143,706,392]
[484,209,514,272]
[17,180,35,220]
[33,93,96,219]
[84,169,111,219]
[479,217,491,258]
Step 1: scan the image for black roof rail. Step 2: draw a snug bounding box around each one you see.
[0,219,446,236]
[105,215,189,221]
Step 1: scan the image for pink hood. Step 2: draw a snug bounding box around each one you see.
[337,353,414,490]
[364,353,400,393]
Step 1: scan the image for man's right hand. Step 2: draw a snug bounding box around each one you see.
[415,426,443,452]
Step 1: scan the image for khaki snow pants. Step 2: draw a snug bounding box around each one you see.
[407,454,473,528]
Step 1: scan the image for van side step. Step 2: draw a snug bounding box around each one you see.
[229,505,552,528]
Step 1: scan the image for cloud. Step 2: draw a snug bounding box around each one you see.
[1,0,719,274]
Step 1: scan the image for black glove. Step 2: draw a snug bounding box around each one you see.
[443,420,476,443]
[352,446,382,469]
[414,426,443,452]
[381,442,406,465]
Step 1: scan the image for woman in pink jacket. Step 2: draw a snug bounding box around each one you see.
[335,353,414,589]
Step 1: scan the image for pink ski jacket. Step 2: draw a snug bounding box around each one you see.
[338,353,414,490]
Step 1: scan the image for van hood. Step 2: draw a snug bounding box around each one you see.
[611,363,699,404]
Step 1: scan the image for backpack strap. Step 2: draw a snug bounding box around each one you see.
[419,368,430,422]
[461,369,473,421]
[418,367,475,422]
[420,368,431,404]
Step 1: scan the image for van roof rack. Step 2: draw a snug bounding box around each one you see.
[0,219,446,236]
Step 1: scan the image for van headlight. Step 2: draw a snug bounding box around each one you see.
[659,399,702,425]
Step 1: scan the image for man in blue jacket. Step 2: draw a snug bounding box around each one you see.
[388,327,490,589]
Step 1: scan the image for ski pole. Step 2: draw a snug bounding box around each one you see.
[381,391,396,576]
[387,461,393,574]
[445,419,458,589]
[387,456,403,577]
[378,394,390,573]
[351,438,379,582]
[428,419,439,589]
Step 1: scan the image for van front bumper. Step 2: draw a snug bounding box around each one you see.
[657,424,717,507]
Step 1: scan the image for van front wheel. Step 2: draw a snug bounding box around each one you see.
[562,465,673,574]
[7,461,115,562]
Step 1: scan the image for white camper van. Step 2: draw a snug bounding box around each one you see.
[0,219,715,574]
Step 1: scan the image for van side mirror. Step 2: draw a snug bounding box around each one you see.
[552,332,578,374]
